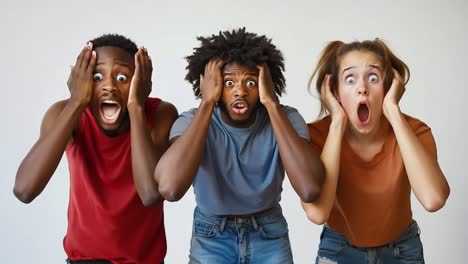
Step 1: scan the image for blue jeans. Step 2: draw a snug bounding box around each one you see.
[189,205,294,264]
[315,221,425,264]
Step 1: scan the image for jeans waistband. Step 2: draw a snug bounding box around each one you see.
[194,204,284,231]
[321,221,420,248]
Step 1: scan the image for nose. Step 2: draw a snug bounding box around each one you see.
[234,83,247,97]
[102,78,117,93]
[357,81,369,96]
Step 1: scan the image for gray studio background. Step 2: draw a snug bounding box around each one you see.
[1,0,466,263]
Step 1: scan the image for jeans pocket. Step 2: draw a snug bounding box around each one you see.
[193,220,218,238]
[393,235,424,261]
[258,216,289,240]
[318,237,346,256]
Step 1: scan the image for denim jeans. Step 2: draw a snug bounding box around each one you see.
[315,221,425,264]
[188,205,294,264]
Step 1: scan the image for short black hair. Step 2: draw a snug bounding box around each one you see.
[89,33,138,56]
[186,28,286,98]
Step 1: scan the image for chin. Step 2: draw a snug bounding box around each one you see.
[96,112,129,137]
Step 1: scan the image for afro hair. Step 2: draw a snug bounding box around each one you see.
[185,28,286,98]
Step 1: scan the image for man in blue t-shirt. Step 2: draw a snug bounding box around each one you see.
[155,28,325,264]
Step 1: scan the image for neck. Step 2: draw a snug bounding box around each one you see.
[345,116,390,145]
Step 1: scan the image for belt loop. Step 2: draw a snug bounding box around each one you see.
[250,216,259,230]
[219,216,227,232]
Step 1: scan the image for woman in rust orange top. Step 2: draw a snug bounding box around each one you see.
[301,39,450,264]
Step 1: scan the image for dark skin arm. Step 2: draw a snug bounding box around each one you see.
[128,47,178,206]
[257,64,325,202]
[14,43,96,203]
[155,59,224,202]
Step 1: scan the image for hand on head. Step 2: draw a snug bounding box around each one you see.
[128,47,153,107]
[256,63,277,106]
[321,74,348,125]
[67,42,96,106]
[200,58,225,104]
[383,68,406,120]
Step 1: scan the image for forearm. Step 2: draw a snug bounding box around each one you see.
[155,100,215,201]
[265,102,325,202]
[387,106,450,211]
[128,104,163,206]
[301,119,345,224]
[14,99,85,203]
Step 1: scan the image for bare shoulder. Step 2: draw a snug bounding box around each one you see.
[41,99,77,145]
[150,100,178,145]
[41,100,69,132]
[152,100,179,126]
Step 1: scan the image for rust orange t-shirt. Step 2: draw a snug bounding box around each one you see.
[308,114,437,247]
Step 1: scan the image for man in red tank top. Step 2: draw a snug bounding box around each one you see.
[14,34,178,264]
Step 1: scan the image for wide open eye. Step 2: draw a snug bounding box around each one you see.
[246,80,256,87]
[225,80,235,87]
[116,73,128,82]
[368,73,379,82]
[93,72,103,81]
[345,76,355,84]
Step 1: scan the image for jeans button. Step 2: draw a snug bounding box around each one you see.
[236,218,243,224]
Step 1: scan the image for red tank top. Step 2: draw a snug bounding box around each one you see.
[64,98,166,263]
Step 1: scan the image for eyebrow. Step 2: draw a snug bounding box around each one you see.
[223,72,258,76]
[342,64,381,74]
[95,61,131,67]
[342,66,354,74]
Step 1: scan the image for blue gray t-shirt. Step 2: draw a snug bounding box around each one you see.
[169,105,310,215]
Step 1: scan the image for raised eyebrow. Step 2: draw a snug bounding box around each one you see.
[368,64,381,71]
[245,72,258,77]
[95,61,131,67]
[342,66,354,74]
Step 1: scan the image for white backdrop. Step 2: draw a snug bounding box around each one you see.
[1,0,466,263]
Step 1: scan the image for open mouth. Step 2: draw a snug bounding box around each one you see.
[232,100,249,115]
[100,100,121,124]
[357,103,370,123]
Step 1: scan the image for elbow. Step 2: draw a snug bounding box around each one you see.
[158,184,185,202]
[298,170,325,203]
[139,193,163,207]
[155,170,190,202]
[299,189,321,203]
[423,200,445,212]
[305,209,329,225]
[422,189,450,213]
[13,184,35,204]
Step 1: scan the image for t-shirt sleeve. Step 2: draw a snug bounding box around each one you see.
[414,121,438,160]
[169,108,196,140]
[282,105,310,142]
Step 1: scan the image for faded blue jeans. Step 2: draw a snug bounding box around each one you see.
[316,221,425,264]
[188,205,294,264]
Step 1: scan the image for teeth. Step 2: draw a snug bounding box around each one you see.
[234,102,246,108]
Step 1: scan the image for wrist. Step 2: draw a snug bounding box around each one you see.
[69,95,90,109]
[127,101,145,113]
[200,98,218,109]
[262,98,279,110]
[385,104,402,125]
[330,117,347,136]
